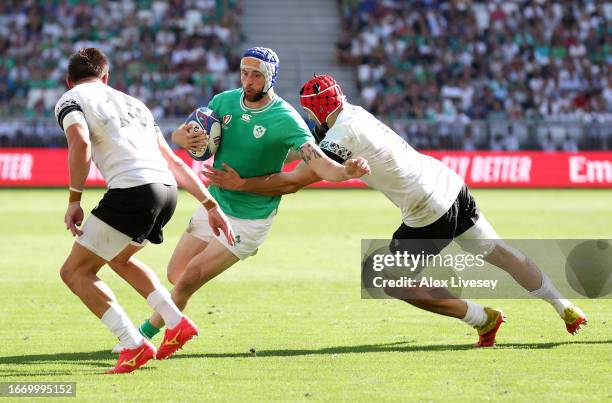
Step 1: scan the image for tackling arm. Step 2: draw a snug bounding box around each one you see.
[203,161,321,196]
[285,148,302,164]
[299,140,370,181]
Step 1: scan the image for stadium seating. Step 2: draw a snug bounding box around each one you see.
[0,0,244,121]
[338,0,611,150]
[0,0,609,150]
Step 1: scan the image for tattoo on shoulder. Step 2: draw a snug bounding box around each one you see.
[300,143,323,163]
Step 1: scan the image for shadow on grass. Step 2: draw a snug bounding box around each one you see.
[1,339,610,375]
[172,339,612,359]
[0,350,141,377]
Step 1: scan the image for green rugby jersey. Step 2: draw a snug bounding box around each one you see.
[207,88,313,219]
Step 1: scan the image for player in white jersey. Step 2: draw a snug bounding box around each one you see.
[55,48,234,373]
[106,47,370,354]
[203,74,588,347]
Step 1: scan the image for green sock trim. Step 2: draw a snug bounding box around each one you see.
[139,319,161,340]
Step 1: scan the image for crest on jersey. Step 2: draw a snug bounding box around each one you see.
[253,124,267,138]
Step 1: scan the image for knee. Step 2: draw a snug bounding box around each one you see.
[59,263,78,291]
[172,265,205,297]
[107,262,123,276]
[109,255,130,272]
[172,278,194,299]
[491,244,529,267]
[167,270,179,285]
[166,262,184,285]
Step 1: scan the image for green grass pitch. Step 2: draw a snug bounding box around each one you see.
[0,188,611,401]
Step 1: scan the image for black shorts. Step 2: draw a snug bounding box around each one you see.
[92,183,177,244]
[390,184,480,256]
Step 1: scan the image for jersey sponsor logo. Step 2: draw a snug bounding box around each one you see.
[241,113,251,123]
[319,140,353,160]
[253,125,267,138]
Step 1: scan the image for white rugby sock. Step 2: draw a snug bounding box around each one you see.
[101,304,144,350]
[461,300,488,327]
[529,271,572,316]
[147,288,182,328]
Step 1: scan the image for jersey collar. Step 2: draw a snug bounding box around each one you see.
[239,89,277,114]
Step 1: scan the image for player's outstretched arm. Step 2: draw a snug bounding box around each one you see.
[156,128,235,245]
[64,123,92,236]
[203,161,320,196]
[299,141,370,182]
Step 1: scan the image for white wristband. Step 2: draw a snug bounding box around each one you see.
[69,187,83,193]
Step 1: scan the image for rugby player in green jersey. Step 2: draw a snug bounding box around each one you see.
[203,74,589,348]
[112,47,370,352]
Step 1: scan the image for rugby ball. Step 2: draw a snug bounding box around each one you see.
[184,107,222,161]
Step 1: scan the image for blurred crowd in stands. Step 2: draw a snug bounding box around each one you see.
[337,0,611,150]
[0,0,243,121]
[0,0,610,150]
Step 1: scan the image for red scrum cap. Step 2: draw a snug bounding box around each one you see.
[299,74,345,126]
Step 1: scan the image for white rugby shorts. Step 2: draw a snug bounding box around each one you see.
[76,214,147,261]
[454,213,501,256]
[186,205,274,260]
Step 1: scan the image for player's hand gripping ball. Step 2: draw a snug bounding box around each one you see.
[185,107,222,161]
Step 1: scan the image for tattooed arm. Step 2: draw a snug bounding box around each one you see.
[203,161,321,195]
[298,140,370,181]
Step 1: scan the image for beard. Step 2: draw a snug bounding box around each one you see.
[243,86,266,102]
